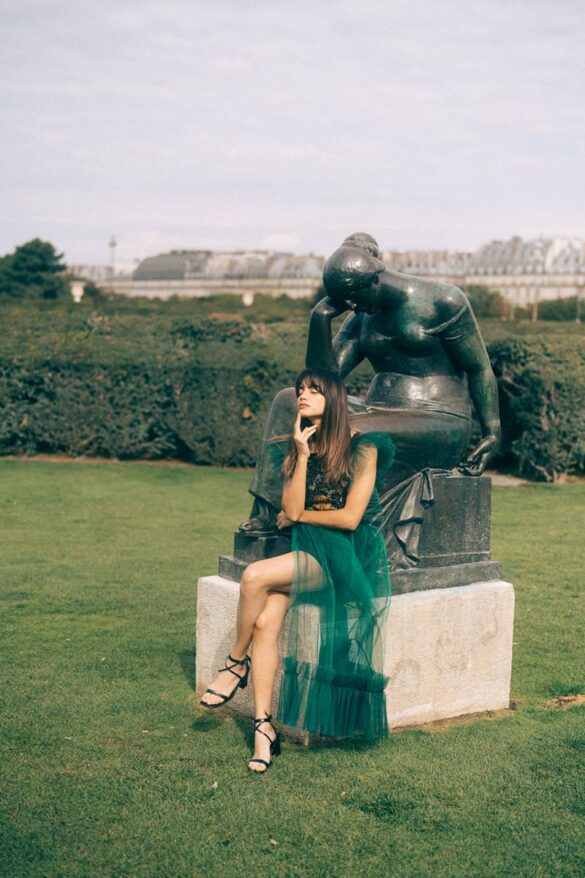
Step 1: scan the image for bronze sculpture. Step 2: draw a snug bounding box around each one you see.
[240,233,500,538]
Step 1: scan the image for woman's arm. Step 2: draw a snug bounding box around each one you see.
[281,412,315,521]
[297,445,378,531]
[281,456,309,522]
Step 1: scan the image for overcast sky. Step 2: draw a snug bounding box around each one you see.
[1,0,584,265]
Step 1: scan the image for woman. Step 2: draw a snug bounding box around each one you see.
[200,368,395,773]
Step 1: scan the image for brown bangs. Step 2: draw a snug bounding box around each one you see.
[277,368,353,487]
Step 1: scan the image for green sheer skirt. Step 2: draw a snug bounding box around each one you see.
[274,432,395,742]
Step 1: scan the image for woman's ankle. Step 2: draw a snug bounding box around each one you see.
[228,650,248,664]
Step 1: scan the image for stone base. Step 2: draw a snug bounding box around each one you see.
[195,573,515,738]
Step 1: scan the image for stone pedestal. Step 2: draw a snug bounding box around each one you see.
[196,574,515,735]
[196,472,515,737]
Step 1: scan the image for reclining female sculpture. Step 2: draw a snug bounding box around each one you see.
[240,233,501,557]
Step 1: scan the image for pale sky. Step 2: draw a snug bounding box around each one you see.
[1,0,584,265]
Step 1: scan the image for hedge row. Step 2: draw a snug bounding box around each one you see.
[1,307,584,480]
[489,339,585,481]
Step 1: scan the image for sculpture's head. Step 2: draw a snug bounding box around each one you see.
[323,244,385,314]
[342,232,380,258]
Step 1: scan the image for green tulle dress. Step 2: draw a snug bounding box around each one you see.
[268,431,396,742]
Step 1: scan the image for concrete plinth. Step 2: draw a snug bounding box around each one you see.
[195,574,515,735]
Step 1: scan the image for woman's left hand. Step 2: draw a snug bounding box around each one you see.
[277,510,295,529]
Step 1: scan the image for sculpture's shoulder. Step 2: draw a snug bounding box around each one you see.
[433,282,469,320]
[397,273,473,333]
[427,283,478,339]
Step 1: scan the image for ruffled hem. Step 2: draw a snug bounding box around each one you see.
[277,657,390,741]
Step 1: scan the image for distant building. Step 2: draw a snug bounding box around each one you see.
[382,237,585,307]
[73,238,585,306]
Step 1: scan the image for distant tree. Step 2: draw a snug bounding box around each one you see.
[462,285,508,319]
[0,239,71,300]
[82,280,112,302]
[532,296,580,322]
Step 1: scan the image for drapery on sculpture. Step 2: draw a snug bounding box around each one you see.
[240,232,501,566]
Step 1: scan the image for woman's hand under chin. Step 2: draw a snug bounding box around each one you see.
[293,411,317,458]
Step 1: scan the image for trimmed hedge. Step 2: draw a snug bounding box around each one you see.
[1,303,584,480]
[489,338,585,481]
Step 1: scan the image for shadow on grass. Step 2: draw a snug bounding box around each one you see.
[346,790,455,833]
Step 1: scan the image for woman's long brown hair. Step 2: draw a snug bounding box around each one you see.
[272,368,353,487]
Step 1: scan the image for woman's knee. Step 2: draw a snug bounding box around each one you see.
[240,563,267,597]
[253,609,282,639]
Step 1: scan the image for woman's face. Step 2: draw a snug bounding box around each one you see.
[297,381,326,419]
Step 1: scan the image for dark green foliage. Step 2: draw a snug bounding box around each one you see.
[488,337,585,481]
[462,284,508,318]
[0,301,584,480]
[516,296,582,322]
[0,239,71,300]
[82,281,112,302]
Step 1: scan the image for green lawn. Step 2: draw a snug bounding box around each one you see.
[1,460,583,878]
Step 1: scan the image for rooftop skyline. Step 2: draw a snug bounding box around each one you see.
[2,0,584,264]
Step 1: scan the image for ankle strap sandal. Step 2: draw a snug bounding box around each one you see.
[199,653,251,710]
[248,714,281,773]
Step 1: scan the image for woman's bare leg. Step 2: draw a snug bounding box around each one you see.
[199,553,296,707]
[248,591,290,772]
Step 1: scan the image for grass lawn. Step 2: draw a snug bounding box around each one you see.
[1,460,583,878]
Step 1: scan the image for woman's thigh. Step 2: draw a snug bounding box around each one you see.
[244,550,324,594]
[245,552,295,594]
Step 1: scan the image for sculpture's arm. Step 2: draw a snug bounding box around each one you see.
[435,300,501,475]
[333,311,366,379]
[306,297,364,378]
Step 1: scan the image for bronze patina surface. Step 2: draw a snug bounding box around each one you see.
[241,233,501,537]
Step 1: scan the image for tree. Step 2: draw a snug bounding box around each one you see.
[0,239,71,300]
[462,285,508,319]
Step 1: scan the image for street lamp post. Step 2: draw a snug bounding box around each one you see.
[108,236,117,278]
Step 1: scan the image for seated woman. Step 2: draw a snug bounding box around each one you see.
[242,234,501,534]
[200,368,395,773]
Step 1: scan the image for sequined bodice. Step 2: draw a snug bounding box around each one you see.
[305,453,348,511]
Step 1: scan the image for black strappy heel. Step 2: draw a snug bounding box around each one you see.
[248,714,281,773]
[199,653,251,709]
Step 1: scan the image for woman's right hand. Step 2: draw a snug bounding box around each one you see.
[293,411,317,458]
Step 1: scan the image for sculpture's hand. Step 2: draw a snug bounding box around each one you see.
[311,296,350,320]
[277,510,295,529]
[457,434,499,477]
